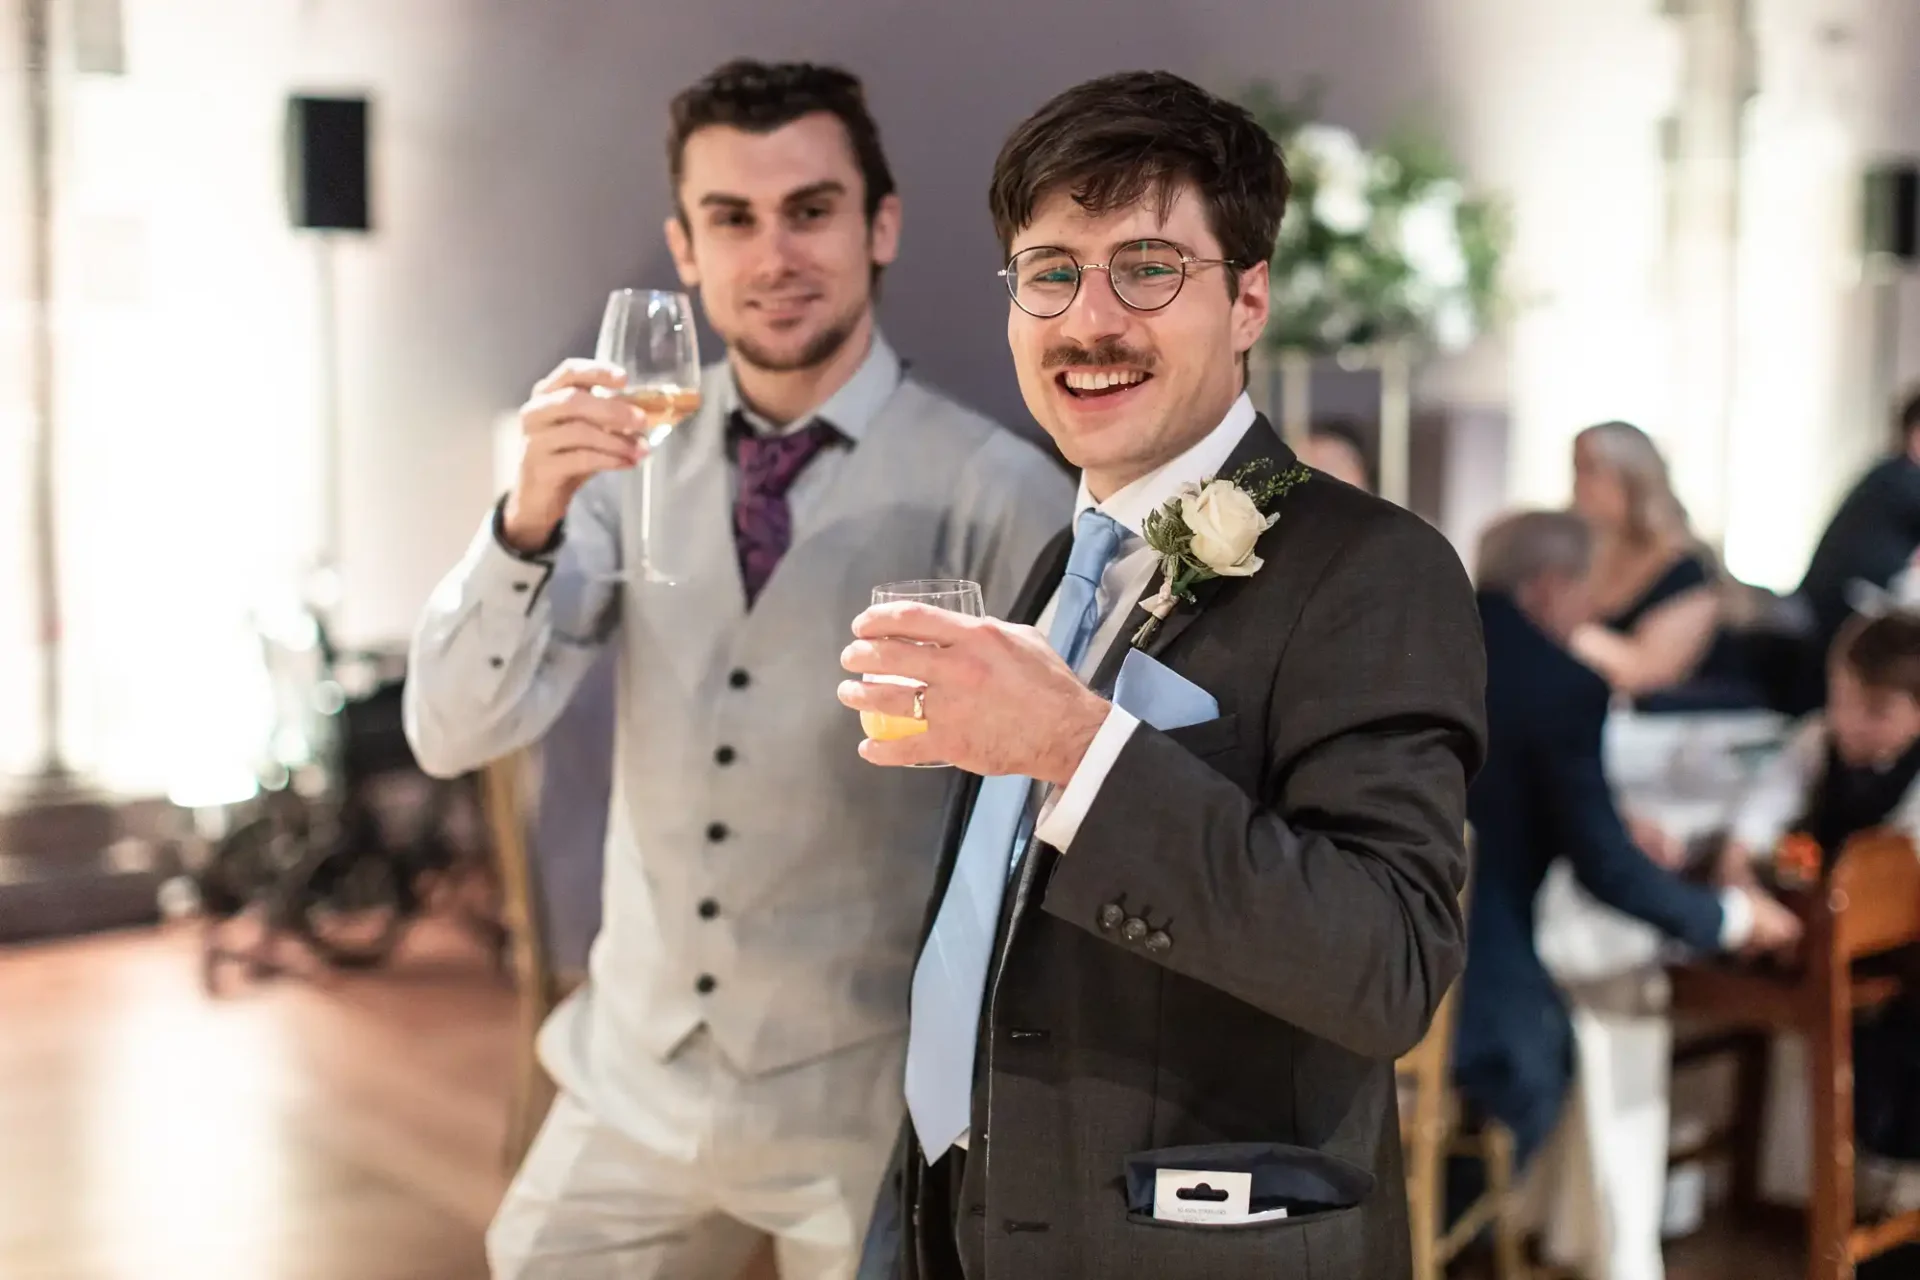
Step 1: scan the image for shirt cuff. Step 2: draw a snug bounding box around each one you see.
[1717,886,1753,951]
[491,493,564,564]
[470,502,558,616]
[1034,705,1140,853]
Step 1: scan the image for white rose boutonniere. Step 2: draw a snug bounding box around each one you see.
[1134,458,1312,647]
[1182,481,1271,577]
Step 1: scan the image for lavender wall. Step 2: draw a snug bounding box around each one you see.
[8,0,1920,788]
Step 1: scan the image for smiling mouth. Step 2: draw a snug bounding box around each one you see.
[1058,368,1153,399]
[752,294,820,315]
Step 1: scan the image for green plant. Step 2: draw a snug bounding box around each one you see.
[1240,84,1510,357]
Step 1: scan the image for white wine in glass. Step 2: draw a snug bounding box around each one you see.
[595,288,701,582]
[596,288,701,445]
[862,579,985,768]
[617,385,703,445]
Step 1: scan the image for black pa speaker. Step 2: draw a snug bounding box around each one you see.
[1865,162,1918,264]
[286,94,371,232]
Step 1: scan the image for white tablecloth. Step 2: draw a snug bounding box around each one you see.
[1527,708,1790,1280]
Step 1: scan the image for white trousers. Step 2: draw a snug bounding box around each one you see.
[488,1024,904,1280]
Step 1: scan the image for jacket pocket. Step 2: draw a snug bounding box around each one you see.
[1121,1141,1375,1226]
[1161,713,1241,760]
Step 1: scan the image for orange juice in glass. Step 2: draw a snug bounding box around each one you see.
[862,579,984,766]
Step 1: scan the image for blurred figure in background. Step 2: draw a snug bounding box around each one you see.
[405,59,1069,1280]
[1301,417,1374,492]
[1720,609,1920,1215]
[1724,610,1920,875]
[1454,510,1799,1192]
[1566,420,1759,709]
[1788,389,1920,713]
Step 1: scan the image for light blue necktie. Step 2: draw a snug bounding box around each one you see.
[905,508,1126,1158]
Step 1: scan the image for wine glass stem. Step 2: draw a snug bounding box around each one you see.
[640,453,659,575]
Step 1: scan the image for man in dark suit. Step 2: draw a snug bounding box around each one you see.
[838,72,1486,1279]
[1454,510,1802,1173]
[1790,389,1920,712]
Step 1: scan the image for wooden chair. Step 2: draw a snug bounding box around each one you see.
[1668,830,1920,1280]
[478,749,570,1172]
[1397,858,1530,1280]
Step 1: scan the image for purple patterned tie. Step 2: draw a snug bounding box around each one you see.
[731,413,842,606]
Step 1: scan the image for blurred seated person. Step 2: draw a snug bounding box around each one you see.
[1454,510,1801,1185]
[1723,609,1920,875]
[1301,417,1374,492]
[1566,419,1761,710]
[1719,608,1920,1206]
[1787,388,1920,714]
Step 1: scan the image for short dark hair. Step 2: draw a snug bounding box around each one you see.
[987,71,1291,284]
[1834,611,1920,700]
[667,60,896,223]
[1899,386,1920,439]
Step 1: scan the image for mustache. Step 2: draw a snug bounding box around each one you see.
[1042,340,1155,371]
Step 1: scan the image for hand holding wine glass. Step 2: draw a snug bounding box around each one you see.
[499,289,702,566]
[595,288,702,582]
[501,359,648,554]
[594,288,703,448]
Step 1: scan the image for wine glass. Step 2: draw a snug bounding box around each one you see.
[595,288,700,583]
[861,579,985,769]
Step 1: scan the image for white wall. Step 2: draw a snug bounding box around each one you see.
[1,0,37,775]
[1718,0,1920,590]
[6,0,1920,791]
[1875,0,1920,400]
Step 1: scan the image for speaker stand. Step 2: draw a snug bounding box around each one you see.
[314,233,343,576]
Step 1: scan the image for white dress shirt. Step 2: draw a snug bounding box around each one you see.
[1031,393,1258,851]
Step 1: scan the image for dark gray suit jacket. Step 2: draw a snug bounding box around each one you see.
[867,417,1488,1280]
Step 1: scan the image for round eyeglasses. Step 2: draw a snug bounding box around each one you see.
[999,238,1242,318]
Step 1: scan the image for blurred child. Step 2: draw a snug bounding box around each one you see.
[1724,609,1920,1212]
[1727,611,1920,871]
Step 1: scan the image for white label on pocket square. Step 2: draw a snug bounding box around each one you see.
[1152,1169,1253,1224]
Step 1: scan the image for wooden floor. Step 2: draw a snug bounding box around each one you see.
[0,920,512,1280]
[1,921,1910,1280]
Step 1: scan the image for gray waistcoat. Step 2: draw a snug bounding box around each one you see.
[553,359,1063,1080]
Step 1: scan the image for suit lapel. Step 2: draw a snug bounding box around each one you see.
[1085,414,1297,695]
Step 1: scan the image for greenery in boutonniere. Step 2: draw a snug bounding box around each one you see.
[1134,458,1312,647]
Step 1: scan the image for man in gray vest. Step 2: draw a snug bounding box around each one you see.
[404,59,1069,1280]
